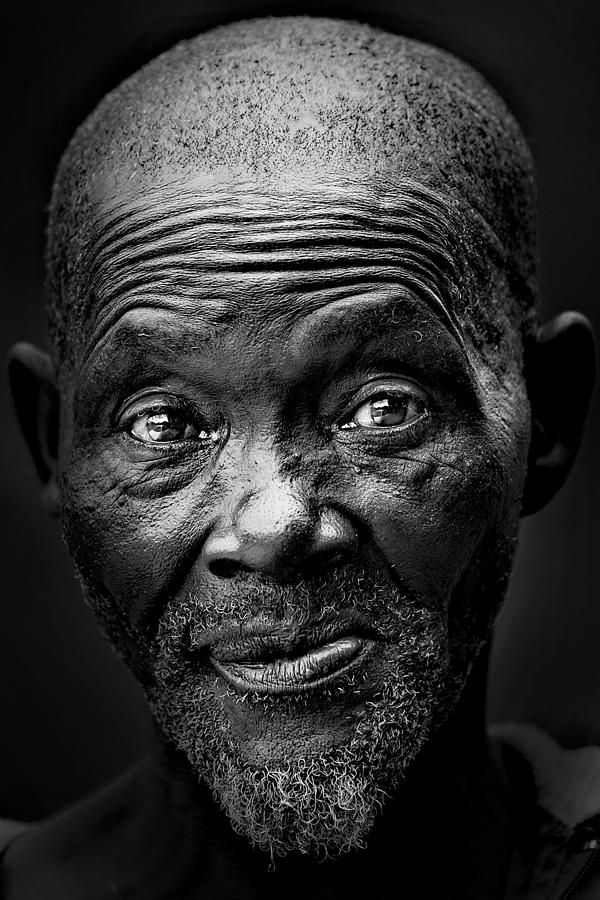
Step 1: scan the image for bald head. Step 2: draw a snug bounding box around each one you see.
[46,16,538,369]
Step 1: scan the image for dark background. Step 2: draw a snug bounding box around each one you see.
[1,0,598,821]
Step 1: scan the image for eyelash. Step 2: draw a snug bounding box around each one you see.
[118,396,217,450]
[333,379,430,433]
[342,393,426,429]
[115,379,432,457]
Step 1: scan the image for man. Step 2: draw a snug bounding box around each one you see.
[1,14,597,899]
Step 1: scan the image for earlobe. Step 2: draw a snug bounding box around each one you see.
[8,342,61,517]
[521,312,596,516]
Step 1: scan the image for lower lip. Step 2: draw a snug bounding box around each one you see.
[210,636,371,694]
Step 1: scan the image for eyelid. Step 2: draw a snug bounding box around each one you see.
[114,390,192,426]
[337,376,428,417]
[330,377,430,438]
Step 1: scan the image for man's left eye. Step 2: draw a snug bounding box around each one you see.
[341,391,426,430]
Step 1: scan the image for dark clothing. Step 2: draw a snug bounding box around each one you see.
[494,723,600,899]
[2,724,600,898]
[505,808,600,898]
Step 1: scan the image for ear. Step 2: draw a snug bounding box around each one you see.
[8,342,60,517]
[521,312,596,516]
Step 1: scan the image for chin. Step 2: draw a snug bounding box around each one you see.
[207,735,391,859]
[147,644,462,860]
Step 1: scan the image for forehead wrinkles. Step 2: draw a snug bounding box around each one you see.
[77,178,490,353]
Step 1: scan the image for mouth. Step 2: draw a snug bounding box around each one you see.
[194,619,379,695]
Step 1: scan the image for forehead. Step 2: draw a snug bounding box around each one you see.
[73,172,503,364]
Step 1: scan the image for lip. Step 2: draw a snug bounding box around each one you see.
[192,617,380,695]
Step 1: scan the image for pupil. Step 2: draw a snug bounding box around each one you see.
[370,397,407,426]
[148,412,180,439]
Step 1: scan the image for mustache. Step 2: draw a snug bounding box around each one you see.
[153,564,442,656]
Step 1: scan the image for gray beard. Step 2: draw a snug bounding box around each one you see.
[149,678,451,861]
[142,576,463,860]
[68,551,498,860]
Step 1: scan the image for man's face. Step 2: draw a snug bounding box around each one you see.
[56,176,530,857]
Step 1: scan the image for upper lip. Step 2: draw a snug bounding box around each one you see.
[190,614,383,664]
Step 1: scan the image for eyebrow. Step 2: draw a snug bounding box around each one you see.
[287,289,476,387]
[80,278,472,389]
[79,286,476,405]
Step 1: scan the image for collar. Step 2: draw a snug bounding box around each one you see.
[489,721,600,829]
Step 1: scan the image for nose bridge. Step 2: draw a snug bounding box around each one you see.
[202,437,355,579]
[236,428,304,512]
[235,467,312,545]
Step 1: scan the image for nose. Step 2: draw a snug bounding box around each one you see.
[202,478,357,581]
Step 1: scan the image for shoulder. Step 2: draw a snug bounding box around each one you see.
[0,819,31,853]
[0,819,32,900]
[0,760,223,900]
[0,818,30,853]
[0,764,149,899]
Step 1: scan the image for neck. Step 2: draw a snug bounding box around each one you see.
[137,645,511,899]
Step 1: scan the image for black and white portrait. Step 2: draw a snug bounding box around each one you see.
[1,2,598,897]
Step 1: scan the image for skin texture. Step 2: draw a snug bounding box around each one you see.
[46,16,538,369]
[4,15,596,900]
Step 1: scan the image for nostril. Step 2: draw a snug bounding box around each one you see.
[316,547,349,571]
[326,549,347,568]
[208,559,244,579]
[300,547,349,579]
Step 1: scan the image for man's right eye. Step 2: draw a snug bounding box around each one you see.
[130,408,197,443]
[119,396,220,447]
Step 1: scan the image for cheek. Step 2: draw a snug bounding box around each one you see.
[344,436,515,603]
[60,452,221,628]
